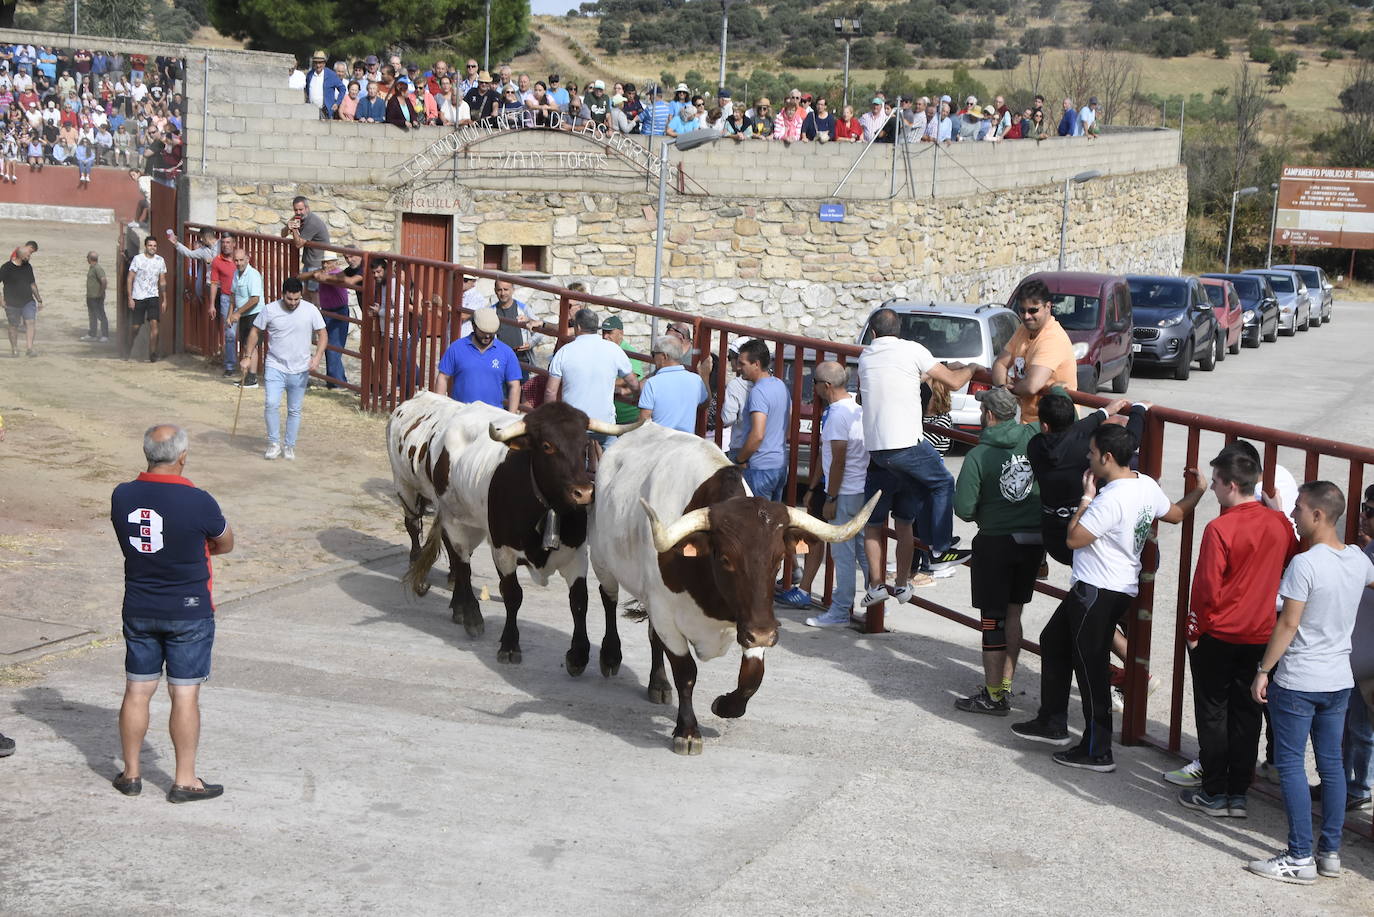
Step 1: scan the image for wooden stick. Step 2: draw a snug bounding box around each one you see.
[230,366,247,438]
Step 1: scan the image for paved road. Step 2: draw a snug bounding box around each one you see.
[2,281,1372,914]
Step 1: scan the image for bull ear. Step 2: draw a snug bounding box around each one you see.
[677,533,711,557]
[786,531,819,556]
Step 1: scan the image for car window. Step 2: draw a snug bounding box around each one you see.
[859,313,984,358]
[1292,268,1320,289]
[1127,279,1187,308]
[1203,284,1225,307]
[1265,275,1295,293]
[990,313,1017,354]
[1046,293,1100,331]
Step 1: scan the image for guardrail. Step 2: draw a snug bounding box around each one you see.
[176,222,1373,839]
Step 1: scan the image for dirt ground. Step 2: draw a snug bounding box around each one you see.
[0,219,408,656]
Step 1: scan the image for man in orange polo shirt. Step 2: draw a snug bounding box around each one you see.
[991,278,1077,425]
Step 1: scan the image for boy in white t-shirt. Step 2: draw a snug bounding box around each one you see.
[1247,481,1374,885]
[1012,423,1204,771]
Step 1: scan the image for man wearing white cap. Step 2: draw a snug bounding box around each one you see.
[436,308,521,411]
[584,80,611,128]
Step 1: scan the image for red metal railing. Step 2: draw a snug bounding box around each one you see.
[176,223,1374,838]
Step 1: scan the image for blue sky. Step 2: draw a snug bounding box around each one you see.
[531,0,575,14]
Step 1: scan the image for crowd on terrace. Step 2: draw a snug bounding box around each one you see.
[0,42,184,184]
[294,50,1106,144]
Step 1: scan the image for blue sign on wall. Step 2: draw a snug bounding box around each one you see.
[819,203,846,223]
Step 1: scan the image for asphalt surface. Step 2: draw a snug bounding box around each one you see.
[3,297,1374,916]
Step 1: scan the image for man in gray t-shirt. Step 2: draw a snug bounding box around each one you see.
[281,194,331,302]
[732,338,790,503]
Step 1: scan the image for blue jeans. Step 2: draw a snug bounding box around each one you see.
[826,492,871,616]
[744,464,786,502]
[324,313,349,385]
[870,440,955,554]
[1345,686,1374,801]
[218,293,236,370]
[1269,683,1350,857]
[264,367,309,446]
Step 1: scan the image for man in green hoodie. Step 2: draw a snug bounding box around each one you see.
[953,386,1045,715]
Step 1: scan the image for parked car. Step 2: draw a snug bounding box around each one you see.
[1200,272,1279,347]
[1273,263,1333,324]
[1242,268,1310,335]
[1199,277,1244,356]
[855,300,1020,433]
[1005,271,1133,394]
[1125,275,1220,381]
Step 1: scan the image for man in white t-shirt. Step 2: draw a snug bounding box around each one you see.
[856,308,975,607]
[1247,481,1374,885]
[544,307,638,449]
[239,278,326,461]
[806,361,870,629]
[1012,423,1203,771]
[125,235,166,363]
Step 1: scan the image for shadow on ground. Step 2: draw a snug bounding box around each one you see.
[14,684,176,791]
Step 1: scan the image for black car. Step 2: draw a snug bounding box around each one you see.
[1126,275,1219,381]
[1200,273,1280,347]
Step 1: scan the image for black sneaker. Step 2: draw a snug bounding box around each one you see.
[955,686,1010,716]
[1053,748,1117,772]
[148,353,158,363]
[0,732,14,757]
[1011,717,1072,746]
[928,548,973,572]
[222,368,236,377]
[167,779,224,803]
[238,373,258,389]
[112,771,141,796]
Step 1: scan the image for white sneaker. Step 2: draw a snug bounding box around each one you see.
[1111,686,1125,713]
[283,445,296,461]
[98,335,109,343]
[859,585,890,607]
[1246,852,1316,885]
[79,334,96,342]
[264,442,281,460]
[891,575,936,604]
[1163,758,1204,787]
[806,609,851,628]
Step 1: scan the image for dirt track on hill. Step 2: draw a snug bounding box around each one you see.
[0,220,409,655]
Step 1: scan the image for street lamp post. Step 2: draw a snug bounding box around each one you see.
[718,0,731,94]
[1058,170,1101,270]
[651,130,723,343]
[1266,181,1280,268]
[1226,185,1260,272]
[834,18,861,112]
[484,0,491,73]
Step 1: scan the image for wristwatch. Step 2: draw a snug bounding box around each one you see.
[825,495,837,503]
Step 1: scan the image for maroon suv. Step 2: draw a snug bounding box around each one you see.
[1006,271,1134,393]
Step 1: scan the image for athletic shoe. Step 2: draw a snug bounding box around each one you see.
[79,334,96,342]
[147,353,157,363]
[0,732,14,757]
[1228,795,1248,818]
[1348,795,1373,812]
[931,567,958,579]
[1246,852,1316,885]
[806,609,851,629]
[1111,686,1125,713]
[859,585,890,607]
[891,576,935,603]
[928,548,972,572]
[955,686,1010,716]
[1147,673,1162,696]
[1163,759,1203,788]
[1256,760,1280,784]
[222,368,236,377]
[1052,748,1117,772]
[777,587,811,608]
[264,442,281,460]
[1011,718,1073,746]
[98,335,109,343]
[1178,787,1231,816]
[283,445,296,461]
[238,373,259,389]
[1317,851,1341,878]
[26,349,36,357]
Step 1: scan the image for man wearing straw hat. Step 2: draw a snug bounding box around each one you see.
[303,50,344,119]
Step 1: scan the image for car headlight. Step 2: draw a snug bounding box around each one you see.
[1280,306,1292,315]
[1072,342,1088,360]
[1243,310,1256,324]
[1157,314,1185,328]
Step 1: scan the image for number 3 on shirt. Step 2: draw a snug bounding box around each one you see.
[127,507,164,553]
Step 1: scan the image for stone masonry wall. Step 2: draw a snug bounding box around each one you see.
[210,165,1186,345]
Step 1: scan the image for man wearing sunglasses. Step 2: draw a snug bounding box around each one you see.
[991,278,1078,425]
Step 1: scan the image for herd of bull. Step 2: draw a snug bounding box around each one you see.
[387,392,878,755]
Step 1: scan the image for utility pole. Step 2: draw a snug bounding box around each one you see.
[484,0,491,73]
[718,0,731,94]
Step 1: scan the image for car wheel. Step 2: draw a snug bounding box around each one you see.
[1111,357,1131,393]
[1198,335,1216,372]
[1299,310,1310,332]
[1228,327,1241,354]
[1215,332,1226,362]
[1264,319,1278,343]
[1174,343,1193,380]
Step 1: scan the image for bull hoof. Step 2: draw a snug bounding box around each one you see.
[647,682,673,705]
[497,648,523,664]
[459,609,484,638]
[599,659,621,678]
[672,734,703,756]
[565,650,587,677]
[415,582,431,597]
[712,694,746,719]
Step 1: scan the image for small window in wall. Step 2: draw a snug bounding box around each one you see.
[482,244,504,270]
[521,245,547,273]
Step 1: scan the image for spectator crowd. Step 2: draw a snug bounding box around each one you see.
[294,49,1105,145]
[0,43,185,185]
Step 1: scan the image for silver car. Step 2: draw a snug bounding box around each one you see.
[1273,264,1333,324]
[1242,269,1311,335]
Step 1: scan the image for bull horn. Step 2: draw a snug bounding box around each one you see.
[785,492,883,544]
[489,419,527,443]
[640,498,712,554]
[587,416,647,437]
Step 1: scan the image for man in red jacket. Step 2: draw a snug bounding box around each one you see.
[1179,443,1298,817]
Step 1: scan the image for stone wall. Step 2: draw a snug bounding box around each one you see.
[209,165,1186,343]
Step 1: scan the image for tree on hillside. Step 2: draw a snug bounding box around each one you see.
[1266,51,1298,89]
[209,0,530,63]
[1314,61,1374,167]
[1054,48,1140,124]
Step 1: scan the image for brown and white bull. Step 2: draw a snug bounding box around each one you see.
[390,391,639,673]
[589,423,876,754]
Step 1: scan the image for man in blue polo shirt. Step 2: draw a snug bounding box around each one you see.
[110,424,234,803]
[436,307,521,410]
[732,337,791,501]
[637,334,708,432]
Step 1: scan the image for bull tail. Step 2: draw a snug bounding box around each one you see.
[622,599,649,622]
[403,517,444,596]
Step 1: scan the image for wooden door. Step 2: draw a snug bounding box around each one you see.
[400,212,452,262]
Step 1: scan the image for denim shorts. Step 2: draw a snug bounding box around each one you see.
[864,463,917,525]
[123,616,215,685]
[4,300,36,326]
